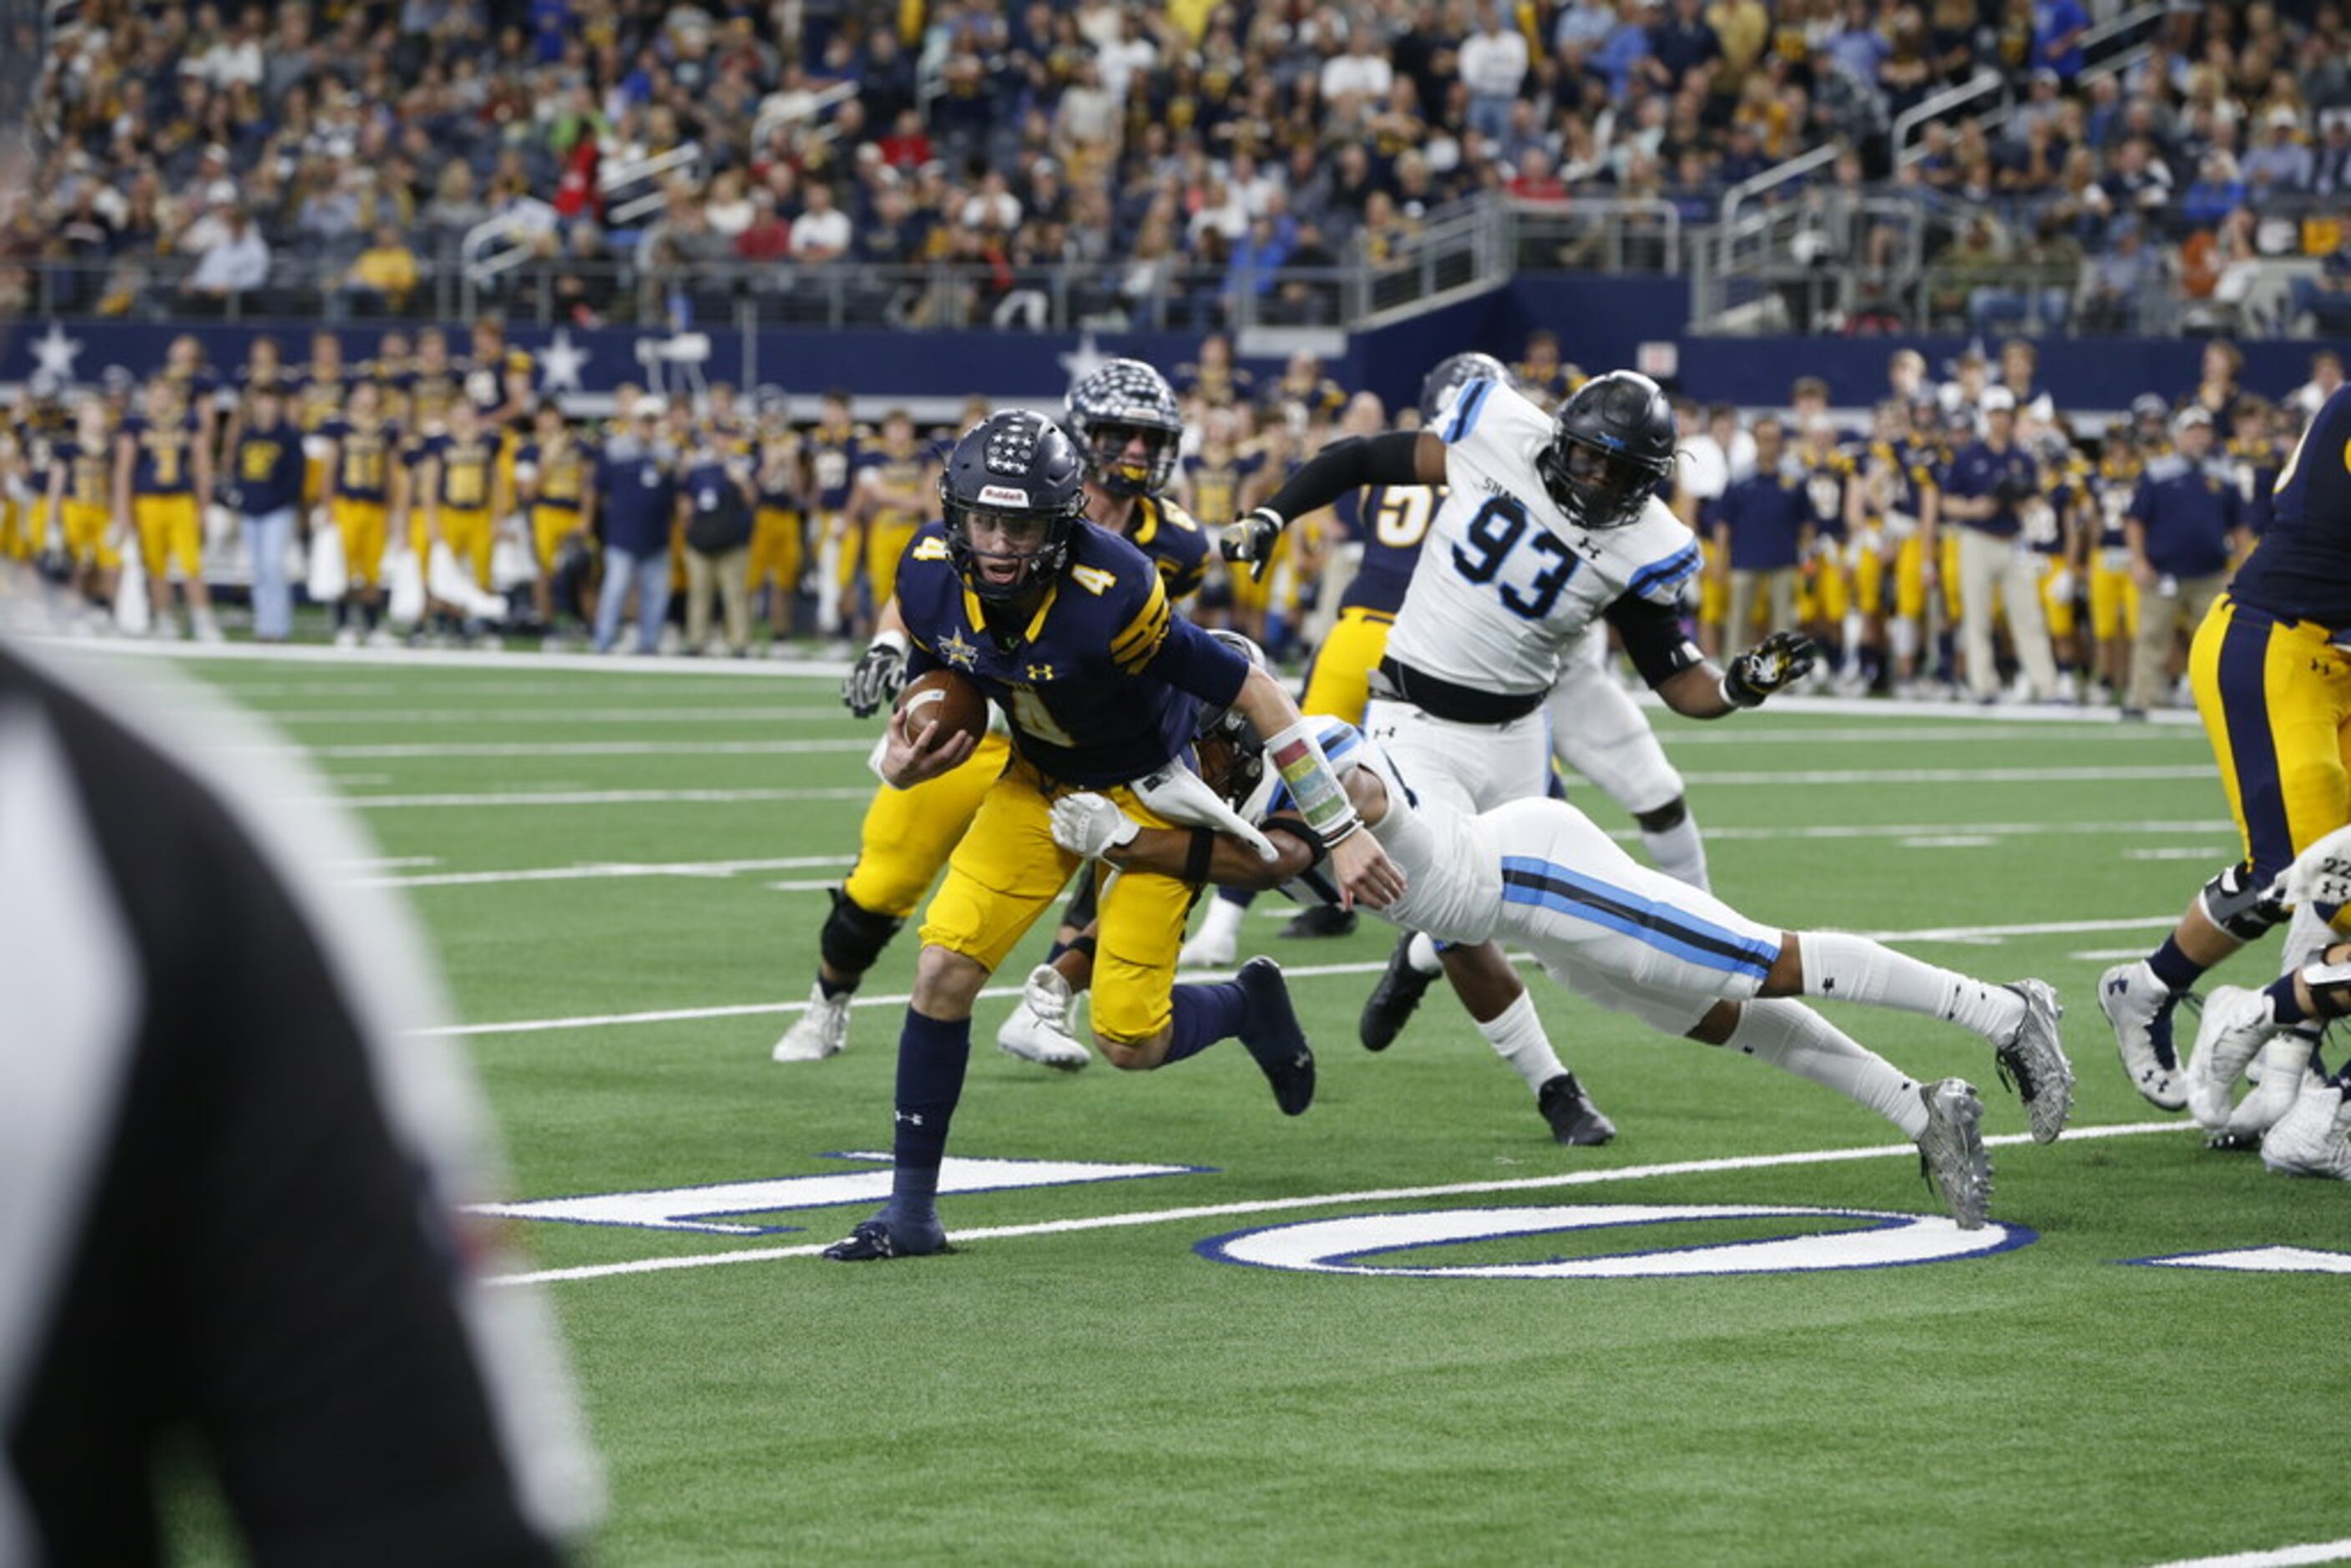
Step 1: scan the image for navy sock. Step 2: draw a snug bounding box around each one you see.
[888,1009,972,1222]
[2148,937,2203,993]
[1166,979,1248,1063]
[2263,973,2314,1025]
[1220,885,1257,910]
[817,969,856,1000]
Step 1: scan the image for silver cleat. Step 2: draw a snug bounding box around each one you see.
[1996,979,2075,1143]
[1916,1078,1993,1230]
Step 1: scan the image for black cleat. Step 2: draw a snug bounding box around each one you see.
[1281,903,1359,939]
[1233,957,1317,1115]
[1537,1072,1617,1146]
[822,1214,951,1262]
[1359,933,1436,1052]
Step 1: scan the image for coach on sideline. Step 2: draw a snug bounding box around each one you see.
[587,398,681,656]
[2122,406,2242,718]
[228,382,306,642]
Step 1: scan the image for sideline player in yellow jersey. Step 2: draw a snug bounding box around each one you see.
[2101,382,2351,1155]
[820,410,1401,1261]
[1845,400,1943,696]
[2085,425,2146,704]
[805,391,864,639]
[47,399,121,617]
[418,397,509,599]
[517,399,595,637]
[773,362,1212,1069]
[844,408,934,638]
[320,379,402,645]
[746,387,805,640]
[114,378,218,641]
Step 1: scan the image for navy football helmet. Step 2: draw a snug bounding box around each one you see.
[940,410,1089,602]
[1537,370,1677,530]
[1418,352,1508,425]
[1195,629,1268,802]
[1066,357,1184,497]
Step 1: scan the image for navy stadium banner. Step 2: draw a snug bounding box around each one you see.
[8,292,2343,417]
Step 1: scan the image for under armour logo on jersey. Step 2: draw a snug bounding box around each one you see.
[1027,663,1055,681]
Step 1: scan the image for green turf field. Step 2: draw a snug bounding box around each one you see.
[133,650,2349,1566]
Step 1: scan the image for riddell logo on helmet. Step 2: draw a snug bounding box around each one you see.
[978,484,1031,508]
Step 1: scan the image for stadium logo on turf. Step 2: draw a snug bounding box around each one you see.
[1195,1203,2035,1278]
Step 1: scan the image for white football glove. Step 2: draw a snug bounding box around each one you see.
[2273,823,2351,911]
[1051,792,1141,859]
[1021,963,1073,1028]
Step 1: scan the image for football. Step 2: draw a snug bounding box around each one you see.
[897,668,989,748]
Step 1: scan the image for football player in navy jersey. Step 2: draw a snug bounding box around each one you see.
[994,361,1220,1065]
[776,367,1218,1074]
[822,411,1401,1261]
[2104,382,2351,1173]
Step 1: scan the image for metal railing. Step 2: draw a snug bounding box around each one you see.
[1691,196,1927,336]
[1892,3,2166,163]
[749,80,860,159]
[599,143,708,229]
[460,199,560,287]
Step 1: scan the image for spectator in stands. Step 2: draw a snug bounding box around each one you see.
[2242,104,2315,194]
[2033,0,2091,83]
[1460,3,1529,149]
[1646,0,1723,94]
[2078,215,2161,331]
[789,181,852,263]
[1968,210,2081,337]
[342,223,420,316]
[2180,150,2249,226]
[181,204,270,307]
[2290,223,2351,333]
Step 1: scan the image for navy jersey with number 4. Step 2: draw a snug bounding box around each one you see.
[2232,384,2351,630]
[897,520,1250,787]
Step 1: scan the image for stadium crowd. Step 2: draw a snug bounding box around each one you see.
[0,320,2341,725]
[8,0,2349,333]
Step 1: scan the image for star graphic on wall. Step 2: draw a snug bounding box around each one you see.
[29,323,83,382]
[1056,331,1110,392]
[538,327,590,392]
[938,628,979,670]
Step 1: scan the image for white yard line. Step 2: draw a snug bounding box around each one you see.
[244,707,844,724]
[417,913,2175,1039]
[352,856,852,890]
[311,787,877,808]
[319,772,2215,811]
[228,738,877,759]
[2147,1540,2351,1568]
[484,1119,2182,1287]
[31,636,853,678]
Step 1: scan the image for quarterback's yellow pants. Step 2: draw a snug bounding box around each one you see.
[844,733,1011,918]
[918,751,1196,1045]
[2190,595,2351,912]
[1300,606,1393,724]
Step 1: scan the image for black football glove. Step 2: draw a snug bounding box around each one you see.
[1723,630,1819,708]
[1219,507,1285,584]
[842,637,907,718]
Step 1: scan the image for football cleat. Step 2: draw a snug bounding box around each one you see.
[1281,903,1359,940]
[2258,1082,2351,1181]
[822,1213,952,1262]
[1994,979,2074,1143]
[1178,924,1237,970]
[772,983,851,1063]
[1537,1072,1616,1146]
[1359,933,1436,1053]
[996,995,1091,1071]
[2098,961,2188,1110]
[1914,1078,1993,1230]
[1233,957,1316,1115]
[2183,985,2275,1132]
[2225,1033,2323,1141]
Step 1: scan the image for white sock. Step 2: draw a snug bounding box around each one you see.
[1406,930,1442,975]
[1839,609,1865,675]
[1796,930,2025,1045]
[1889,617,1919,668]
[1643,812,1711,892]
[1477,991,1567,1093]
[1728,999,1927,1137]
[1195,895,1246,948]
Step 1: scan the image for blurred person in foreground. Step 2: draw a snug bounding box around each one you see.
[0,620,602,1557]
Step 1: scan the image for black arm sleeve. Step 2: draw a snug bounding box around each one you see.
[1263,433,1427,522]
[1605,594,1706,690]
